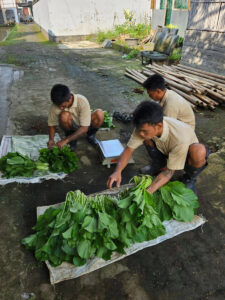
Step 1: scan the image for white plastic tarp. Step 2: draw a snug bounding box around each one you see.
[0,135,66,185]
[36,185,206,284]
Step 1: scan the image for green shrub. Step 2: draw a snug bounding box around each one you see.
[96,23,150,43]
[97,30,117,43]
[125,49,140,59]
[169,48,182,61]
[176,36,184,47]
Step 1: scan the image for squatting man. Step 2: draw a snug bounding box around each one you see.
[141,74,196,175]
[107,101,209,194]
[47,84,104,150]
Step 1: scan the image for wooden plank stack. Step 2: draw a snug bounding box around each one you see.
[125,64,225,111]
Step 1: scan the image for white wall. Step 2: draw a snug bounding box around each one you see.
[0,0,16,9]
[33,0,51,36]
[33,0,151,38]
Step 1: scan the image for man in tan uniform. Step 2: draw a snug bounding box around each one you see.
[107,101,209,194]
[143,74,195,129]
[48,84,104,150]
[141,73,196,174]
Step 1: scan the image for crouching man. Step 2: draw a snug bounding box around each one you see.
[107,101,209,194]
[47,84,104,150]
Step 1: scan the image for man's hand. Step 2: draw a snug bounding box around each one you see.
[47,139,55,149]
[106,147,134,189]
[56,139,68,149]
[146,168,174,194]
[107,171,122,189]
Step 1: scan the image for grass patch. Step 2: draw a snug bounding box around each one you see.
[125,49,140,59]
[86,34,95,41]
[0,25,19,45]
[97,23,150,43]
[2,54,23,66]
[169,48,182,62]
[0,24,55,46]
[39,40,57,46]
[32,24,49,42]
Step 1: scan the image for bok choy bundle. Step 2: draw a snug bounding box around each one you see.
[22,175,199,267]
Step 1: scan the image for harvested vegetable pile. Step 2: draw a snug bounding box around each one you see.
[117,176,166,246]
[154,181,199,222]
[0,146,78,178]
[38,146,78,174]
[0,152,36,178]
[22,175,199,267]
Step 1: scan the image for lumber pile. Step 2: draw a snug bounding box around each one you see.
[125,63,225,111]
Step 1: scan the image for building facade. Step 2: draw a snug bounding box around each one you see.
[0,0,19,24]
[33,0,151,42]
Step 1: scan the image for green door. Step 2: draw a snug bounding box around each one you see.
[165,0,173,25]
[160,0,173,26]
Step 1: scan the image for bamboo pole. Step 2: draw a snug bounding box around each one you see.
[169,87,205,107]
[168,87,196,109]
[172,66,225,88]
[212,88,225,97]
[150,64,225,92]
[170,67,224,90]
[174,65,225,83]
[126,69,147,82]
[204,87,225,104]
[157,69,203,91]
[148,64,214,91]
[131,69,148,81]
[178,64,225,81]
[144,67,193,94]
[125,72,144,84]
[193,93,216,110]
[142,68,155,76]
[125,65,223,110]
[175,67,225,85]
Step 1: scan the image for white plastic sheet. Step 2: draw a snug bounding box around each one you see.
[0,135,66,185]
[36,185,206,284]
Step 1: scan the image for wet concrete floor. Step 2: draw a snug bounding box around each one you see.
[0,24,224,300]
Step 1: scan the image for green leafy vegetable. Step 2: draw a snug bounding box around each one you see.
[0,146,78,178]
[22,175,199,267]
[0,152,36,178]
[38,146,78,174]
[102,110,115,129]
[155,180,199,222]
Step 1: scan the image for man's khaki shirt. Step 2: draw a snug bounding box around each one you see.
[160,89,195,129]
[48,93,91,127]
[127,117,198,170]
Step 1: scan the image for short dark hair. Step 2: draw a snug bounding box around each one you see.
[133,101,163,128]
[50,84,71,105]
[143,74,166,91]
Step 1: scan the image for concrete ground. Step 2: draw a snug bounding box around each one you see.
[0,24,225,300]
